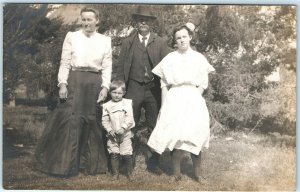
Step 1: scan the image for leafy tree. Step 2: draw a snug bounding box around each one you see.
[256,6,296,135]
[3,4,49,104]
[202,6,296,134]
[3,4,69,108]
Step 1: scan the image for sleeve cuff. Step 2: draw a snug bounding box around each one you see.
[57,82,68,87]
[121,123,128,130]
[101,84,109,90]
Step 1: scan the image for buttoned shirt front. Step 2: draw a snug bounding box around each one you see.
[58,29,112,89]
[102,98,135,133]
[138,33,150,47]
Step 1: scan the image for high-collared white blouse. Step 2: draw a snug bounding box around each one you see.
[58,29,112,89]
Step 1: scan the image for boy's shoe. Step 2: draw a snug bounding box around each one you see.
[171,175,182,182]
[111,173,119,181]
[194,175,207,184]
[126,174,133,182]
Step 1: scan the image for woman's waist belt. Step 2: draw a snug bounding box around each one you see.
[171,84,199,88]
[72,66,100,73]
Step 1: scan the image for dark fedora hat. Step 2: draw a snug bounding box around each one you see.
[132,6,157,20]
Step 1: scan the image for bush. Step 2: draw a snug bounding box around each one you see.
[259,73,296,135]
[15,98,48,107]
[3,106,48,145]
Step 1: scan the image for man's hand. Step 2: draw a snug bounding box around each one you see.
[59,83,68,99]
[97,87,108,103]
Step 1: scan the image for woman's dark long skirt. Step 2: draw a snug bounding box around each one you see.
[35,70,108,176]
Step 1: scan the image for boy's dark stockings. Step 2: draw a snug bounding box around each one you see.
[110,153,119,180]
[123,155,133,181]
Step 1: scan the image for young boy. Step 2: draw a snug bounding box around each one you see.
[102,80,135,181]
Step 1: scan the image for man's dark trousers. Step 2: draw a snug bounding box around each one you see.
[126,79,159,130]
[125,79,162,174]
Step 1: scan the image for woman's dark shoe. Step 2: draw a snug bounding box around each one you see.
[147,166,164,175]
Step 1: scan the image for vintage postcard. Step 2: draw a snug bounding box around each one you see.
[2,3,296,191]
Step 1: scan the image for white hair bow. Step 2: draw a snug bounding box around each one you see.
[185,22,195,32]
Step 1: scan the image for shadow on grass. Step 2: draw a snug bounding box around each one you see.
[3,128,30,160]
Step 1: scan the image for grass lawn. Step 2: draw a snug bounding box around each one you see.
[2,106,296,191]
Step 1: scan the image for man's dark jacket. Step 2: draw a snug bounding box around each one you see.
[115,30,169,82]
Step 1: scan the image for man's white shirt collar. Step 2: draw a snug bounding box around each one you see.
[138,33,150,45]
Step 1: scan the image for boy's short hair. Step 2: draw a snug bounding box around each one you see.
[109,80,126,93]
[80,7,99,19]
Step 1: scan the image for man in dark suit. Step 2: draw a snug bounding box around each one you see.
[116,5,169,174]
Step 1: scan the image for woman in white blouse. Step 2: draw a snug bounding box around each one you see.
[147,23,215,182]
[35,7,112,177]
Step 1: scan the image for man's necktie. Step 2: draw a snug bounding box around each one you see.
[142,36,147,47]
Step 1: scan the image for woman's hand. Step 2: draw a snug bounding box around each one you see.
[59,83,68,99]
[198,87,204,95]
[161,86,169,106]
[97,87,108,103]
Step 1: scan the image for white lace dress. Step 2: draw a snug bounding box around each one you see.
[147,48,215,155]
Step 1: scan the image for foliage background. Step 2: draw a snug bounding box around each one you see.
[3,4,296,135]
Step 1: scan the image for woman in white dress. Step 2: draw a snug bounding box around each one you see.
[147,23,215,182]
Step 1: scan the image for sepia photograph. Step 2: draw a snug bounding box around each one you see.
[2,3,296,190]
